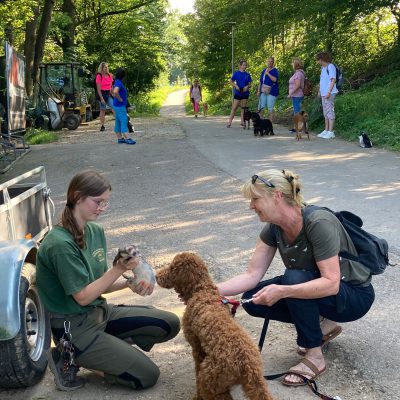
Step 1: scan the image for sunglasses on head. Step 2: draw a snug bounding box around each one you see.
[251,175,275,188]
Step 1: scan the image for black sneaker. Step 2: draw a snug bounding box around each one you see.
[46,347,86,391]
[289,128,296,133]
[100,125,105,132]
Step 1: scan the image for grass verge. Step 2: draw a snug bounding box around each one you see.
[24,128,58,145]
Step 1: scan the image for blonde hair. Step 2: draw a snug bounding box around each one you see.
[97,62,108,74]
[292,57,303,70]
[241,169,304,207]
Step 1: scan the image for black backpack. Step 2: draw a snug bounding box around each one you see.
[303,205,389,275]
[327,64,344,91]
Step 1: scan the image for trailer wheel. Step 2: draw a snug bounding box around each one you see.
[65,114,80,130]
[0,263,51,388]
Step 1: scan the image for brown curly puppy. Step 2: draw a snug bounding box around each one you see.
[156,252,274,400]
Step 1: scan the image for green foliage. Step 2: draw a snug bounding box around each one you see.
[24,128,58,144]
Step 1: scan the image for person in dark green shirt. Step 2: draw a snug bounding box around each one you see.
[37,170,180,391]
[217,169,374,387]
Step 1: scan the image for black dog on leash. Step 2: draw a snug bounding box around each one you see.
[242,107,252,130]
[251,112,274,136]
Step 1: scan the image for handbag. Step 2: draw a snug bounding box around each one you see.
[261,84,272,94]
[261,69,272,94]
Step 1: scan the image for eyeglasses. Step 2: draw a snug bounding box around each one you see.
[251,175,275,188]
[88,197,109,209]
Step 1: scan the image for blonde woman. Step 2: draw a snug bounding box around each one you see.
[96,62,114,131]
[217,169,375,387]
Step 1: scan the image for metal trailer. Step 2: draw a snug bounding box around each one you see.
[0,166,53,388]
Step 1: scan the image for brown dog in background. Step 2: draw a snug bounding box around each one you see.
[202,102,208,117]
[294,111,309,141]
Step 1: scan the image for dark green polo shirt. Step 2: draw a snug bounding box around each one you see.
[36,223,108,314]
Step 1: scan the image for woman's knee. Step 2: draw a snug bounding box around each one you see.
[165,312,181,340]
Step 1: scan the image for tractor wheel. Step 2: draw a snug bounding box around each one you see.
[64,114,80,130]
[0,263,51,388]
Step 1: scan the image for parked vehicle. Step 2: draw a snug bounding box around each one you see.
[0,166,53,388]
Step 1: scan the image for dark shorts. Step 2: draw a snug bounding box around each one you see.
[234,93,249,101]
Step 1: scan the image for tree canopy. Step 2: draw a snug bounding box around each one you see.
[182,0,400,95]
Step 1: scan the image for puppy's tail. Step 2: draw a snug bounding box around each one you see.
[242,368,274,400]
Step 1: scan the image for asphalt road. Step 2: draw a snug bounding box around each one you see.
[1,89,399,400]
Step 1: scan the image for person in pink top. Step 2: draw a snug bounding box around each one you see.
[189,79,202,118]
[96,62,114,132]
[287,58,305,133]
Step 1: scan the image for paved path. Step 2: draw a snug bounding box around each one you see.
[162,89,400,253]
[1,90,399,400]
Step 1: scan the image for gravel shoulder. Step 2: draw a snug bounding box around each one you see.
[0,99,398,400]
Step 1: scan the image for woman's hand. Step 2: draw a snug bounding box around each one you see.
[252,284,284,306]
[243,85,249,92]
[100,97,106,105]
[114,256,139,272]
[325,92,331,99]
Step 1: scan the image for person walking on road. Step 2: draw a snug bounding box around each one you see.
[316,52,338,139]
[217,169,375,387]
[36,170,180,391]
[189,79,202,118]
[96,62,114,132]
[113,68,136,144]
[227,59,252,128]
[256,57,279,122]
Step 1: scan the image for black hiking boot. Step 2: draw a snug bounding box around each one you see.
[46,347,86,391]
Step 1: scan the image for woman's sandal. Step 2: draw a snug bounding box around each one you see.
[282,358,326,387]
[297,325,342,355]
[226,123,231,128]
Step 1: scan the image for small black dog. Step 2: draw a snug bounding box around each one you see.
[242,106,252,130]
[251,112,274,136]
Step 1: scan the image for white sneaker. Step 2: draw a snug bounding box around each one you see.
[318,130,327,137]
[322,131,335,139]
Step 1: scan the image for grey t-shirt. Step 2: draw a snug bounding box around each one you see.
[260,208,372,287]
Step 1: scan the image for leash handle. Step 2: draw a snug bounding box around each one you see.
[264,372,338,400]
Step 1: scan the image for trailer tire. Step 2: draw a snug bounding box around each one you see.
[65,114,80,130]
[0,263,51,388]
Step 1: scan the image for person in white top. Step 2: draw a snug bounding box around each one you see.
[316,52,338,139]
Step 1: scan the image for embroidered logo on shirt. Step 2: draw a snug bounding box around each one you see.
[92,248,106,263]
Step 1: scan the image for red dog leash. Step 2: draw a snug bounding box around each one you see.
[219,297,253,317]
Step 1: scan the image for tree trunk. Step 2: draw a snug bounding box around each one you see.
[32,0,56,87]
[61,0,76,60]
[326,13,334,55]
[391,6,400,47]
[24,6,40,97]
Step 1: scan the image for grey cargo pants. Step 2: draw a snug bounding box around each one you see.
[50,302,180,389]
